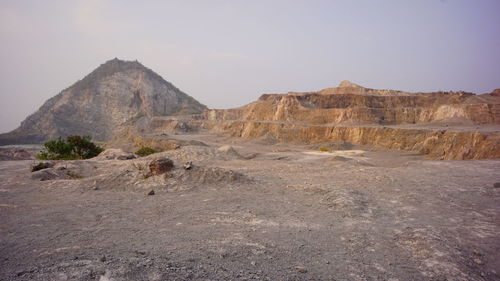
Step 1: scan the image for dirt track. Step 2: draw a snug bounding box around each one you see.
[1,134,500,280]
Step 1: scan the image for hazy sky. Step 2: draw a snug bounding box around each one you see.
[1,0,499,133]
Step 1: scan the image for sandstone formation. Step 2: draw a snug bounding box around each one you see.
[204,81,500,126]
[187,81,499,160]
[204,121,500,160]
[0,58,206,145]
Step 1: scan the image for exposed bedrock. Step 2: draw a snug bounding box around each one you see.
[197,82,500,159]
[203,120,500,160]
[205,92,500,125]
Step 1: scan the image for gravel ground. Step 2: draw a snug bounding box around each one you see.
[1,134,499,281]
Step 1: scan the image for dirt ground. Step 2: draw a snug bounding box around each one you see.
[1,133,499,281]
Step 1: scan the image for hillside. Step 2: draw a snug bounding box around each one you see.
[0,58,206,144]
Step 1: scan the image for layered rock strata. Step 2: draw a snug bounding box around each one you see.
[198,81,500,160]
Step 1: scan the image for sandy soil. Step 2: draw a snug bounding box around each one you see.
[1,133,499,281]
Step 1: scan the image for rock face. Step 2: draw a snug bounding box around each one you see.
[205,81,500,126]
[205,121,500,160]
[198,81,500,160]
[0,58,206,144]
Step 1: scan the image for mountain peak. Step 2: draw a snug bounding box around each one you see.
[70,58,160,93]
[338,80,363,88]
[101,57,142,67]
[94,58,145,74]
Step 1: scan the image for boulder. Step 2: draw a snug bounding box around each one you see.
[149,158,174,175]
[30,169,69,181]
[31,161,54,172]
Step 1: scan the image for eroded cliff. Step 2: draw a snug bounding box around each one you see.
[200,81,500,159]
[205,82,499,126]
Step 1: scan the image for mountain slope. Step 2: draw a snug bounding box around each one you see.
[0,58,206,144]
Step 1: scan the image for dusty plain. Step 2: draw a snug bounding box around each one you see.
[1,132,499,281]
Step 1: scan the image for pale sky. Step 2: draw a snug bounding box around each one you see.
[1,0,499,133]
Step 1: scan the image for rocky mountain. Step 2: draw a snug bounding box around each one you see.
[0,58,206,144]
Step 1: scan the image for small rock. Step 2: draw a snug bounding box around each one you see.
[15,268,37,277]
[30,169,69,181]
[146,189,155,196]
[217,145,243,158]
[473,258,483,265]
[493,182,500,188]
[183,161,193,170]
[217,145,234,152]
[295,266,307,273]
[31,162,54,172]
[99,255,106,262]
[92,186,99,190]
[117,154,136,160]
[149,158,174,175]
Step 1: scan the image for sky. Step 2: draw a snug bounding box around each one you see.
[0,0,499,133]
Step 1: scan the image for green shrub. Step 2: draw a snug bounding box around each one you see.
[319,146,332,152]
[37,135,103,160]
[135,146,157,157]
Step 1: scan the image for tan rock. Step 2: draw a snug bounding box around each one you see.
[199,82,500,160]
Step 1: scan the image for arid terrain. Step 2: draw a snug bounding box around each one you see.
[1,59,499,280]
[1,0,500,278]
[1,132,499,281]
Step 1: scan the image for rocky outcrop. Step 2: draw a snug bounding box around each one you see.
[205,81,500,126]
[203,120,499,160]
[0,58,207,145]
[201,81,500,159]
